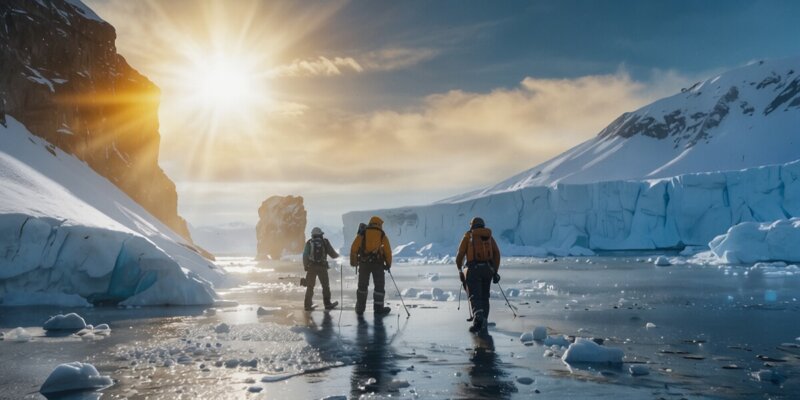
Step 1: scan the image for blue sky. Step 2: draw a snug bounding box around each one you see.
[291,0,800,110]
[86,0,800,228]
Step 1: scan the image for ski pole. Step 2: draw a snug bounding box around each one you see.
[388,270,411,318]
[495,282,517,318]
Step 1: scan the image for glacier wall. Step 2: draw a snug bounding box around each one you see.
[0,214,216,306]
[343,160,800,256]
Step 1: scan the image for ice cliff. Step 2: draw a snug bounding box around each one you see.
[0,118,224,306]
[345,160,800,256]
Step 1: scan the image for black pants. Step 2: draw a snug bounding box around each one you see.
[465,263,493,320]
[356,263,386,313]
[304,264,332,308]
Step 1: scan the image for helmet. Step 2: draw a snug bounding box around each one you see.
[470,217,485,229]
[311,227,324,236]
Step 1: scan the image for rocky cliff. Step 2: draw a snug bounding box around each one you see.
[256,196,307,260]
[0,0,192,241]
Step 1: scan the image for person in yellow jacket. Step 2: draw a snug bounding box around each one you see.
[350,216,392,315]
[456,217,501,332]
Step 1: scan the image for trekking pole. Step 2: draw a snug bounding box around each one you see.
[463,281,474,321]
[457,283,462,310]
[495,282,517,318]
[388,270,411,318]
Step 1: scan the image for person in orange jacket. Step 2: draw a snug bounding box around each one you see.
[350,216,393,315]
[456,217,501,332]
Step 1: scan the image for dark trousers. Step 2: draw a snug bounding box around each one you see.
[304,264,332,308]
[465,263,493,320]
[356,263,386,313]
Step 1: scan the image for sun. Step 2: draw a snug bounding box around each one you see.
[185,54,267,116]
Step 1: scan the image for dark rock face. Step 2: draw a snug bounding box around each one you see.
[256,196,306,260]
[599,63,800,148]
[0,0,191,240]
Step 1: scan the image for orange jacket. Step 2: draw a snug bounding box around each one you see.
[456,227,501,270]
[350,216,392,267]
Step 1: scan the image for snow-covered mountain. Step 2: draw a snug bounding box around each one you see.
[344,57,800,256]
[446,57,800,203]
[0,117,225,306]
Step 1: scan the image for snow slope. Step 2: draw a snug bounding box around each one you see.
[0,117,225,305]
[446,57,800,203]
[344,57,800,256]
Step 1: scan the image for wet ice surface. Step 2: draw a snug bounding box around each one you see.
[1,256,799,399]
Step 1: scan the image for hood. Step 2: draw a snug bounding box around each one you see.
[471,227,492,238]
[368,216,384,227]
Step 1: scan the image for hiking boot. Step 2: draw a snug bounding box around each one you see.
[304,305,316,311]
[324,301,339,310]
[374,306,391,316]
[469,316,484,333]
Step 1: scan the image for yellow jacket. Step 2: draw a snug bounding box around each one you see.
[456,227,501,270]
[350,216,392,267]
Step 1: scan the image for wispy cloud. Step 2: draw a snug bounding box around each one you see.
[268,47,439,77]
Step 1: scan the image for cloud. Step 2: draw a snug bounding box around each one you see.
[163,70,688,191]
[268,56,364,77]
[268,47,439,77]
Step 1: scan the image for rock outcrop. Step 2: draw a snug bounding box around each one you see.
[256,196,306,260]
[0,0,192,241]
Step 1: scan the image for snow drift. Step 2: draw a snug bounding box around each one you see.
[0,117,224,306]
[344,57,800,256]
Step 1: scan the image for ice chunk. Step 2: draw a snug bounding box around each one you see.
[544,335,570,347]
[533,326,548,340]
[562,338,624,364]
[653,256,671,266]
[709,218,800,263]
[5,327,32,342]
[645,322,657,329]
[629,364,650,376]
[43,313,86,331]
[40,362,112,395]
[215,323,230,333]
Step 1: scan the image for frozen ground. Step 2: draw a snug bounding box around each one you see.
[1,255,799,399]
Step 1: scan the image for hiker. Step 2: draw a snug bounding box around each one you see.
[456,217,501,332]
[349,216,392,315]
[302,227,339,311]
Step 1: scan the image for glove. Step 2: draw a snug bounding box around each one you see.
[384,264,391,272]
[458,270,466,283]
[492,273,500,284]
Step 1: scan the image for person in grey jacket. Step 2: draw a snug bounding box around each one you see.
[303,227,339,311]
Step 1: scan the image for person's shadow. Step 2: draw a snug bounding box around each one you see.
[460,332,518,399]
[301,311,336,351]
[350,315,397,397]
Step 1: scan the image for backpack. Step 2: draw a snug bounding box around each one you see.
[468,231,494,265]
[358,227,385,265]
[309,237,326,264]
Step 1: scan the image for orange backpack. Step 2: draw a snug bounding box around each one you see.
[468,231,494,264]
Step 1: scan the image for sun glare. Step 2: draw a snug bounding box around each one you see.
[192,57,255,110]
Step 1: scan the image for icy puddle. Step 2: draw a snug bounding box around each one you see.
[1,256,799,399]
